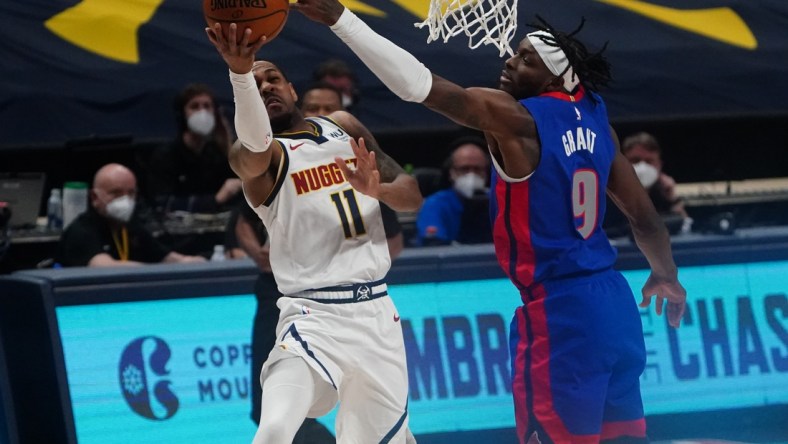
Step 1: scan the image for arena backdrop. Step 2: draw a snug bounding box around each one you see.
[0,0,786,146]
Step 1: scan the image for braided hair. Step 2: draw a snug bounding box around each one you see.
[527,16,612,99]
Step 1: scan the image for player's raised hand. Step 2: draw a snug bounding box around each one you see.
[639,273,687,328]
[335,137,381,199]
[291,0,345,26]
[205,23,266,74]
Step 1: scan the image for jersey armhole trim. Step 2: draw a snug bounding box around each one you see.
[263,140,289,207]
[491,154,533,183]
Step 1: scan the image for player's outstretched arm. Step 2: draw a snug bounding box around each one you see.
[293,0,529,137]
[206,23,277,181]
[294,0,432,102]
[606,128,686,327]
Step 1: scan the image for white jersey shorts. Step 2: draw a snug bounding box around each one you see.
[261,281,411,443]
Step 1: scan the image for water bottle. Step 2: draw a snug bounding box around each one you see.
[62,181,89,228]
[210,244,226,262]
[47,188,63,230]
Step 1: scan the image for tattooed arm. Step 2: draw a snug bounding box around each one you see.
[331,111,422,212]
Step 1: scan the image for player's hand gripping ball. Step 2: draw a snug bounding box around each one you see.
[203,0,289,44]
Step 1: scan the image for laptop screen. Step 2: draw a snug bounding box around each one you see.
[0,172,46,229]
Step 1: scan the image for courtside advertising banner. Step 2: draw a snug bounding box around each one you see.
[55,261,788,442]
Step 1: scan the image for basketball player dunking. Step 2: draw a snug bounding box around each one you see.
[294,1,688,443]
[206,24,422,444]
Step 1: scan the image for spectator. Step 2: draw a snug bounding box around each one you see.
[56,163,206,267]
[415,136,492,246]
[312,58,360,113]
[300,81,345,117]
[605,132,690,237]
[622,132,688,219]
[146,83,242,213]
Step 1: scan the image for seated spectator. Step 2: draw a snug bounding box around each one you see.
[622,132,688,219]
[146,83,241,213]
[416,136,492,246]
[300,82,345,117]
[312,58,360,114]
[56,163,206,267]
[605,132,690,237]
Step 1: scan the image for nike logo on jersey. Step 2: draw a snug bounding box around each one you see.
[290,142,305,151]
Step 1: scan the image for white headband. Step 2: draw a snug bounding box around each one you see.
[526,31,579,92]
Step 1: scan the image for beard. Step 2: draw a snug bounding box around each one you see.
[269,112,292,134]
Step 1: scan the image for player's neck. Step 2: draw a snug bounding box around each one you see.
[278,117,313,135]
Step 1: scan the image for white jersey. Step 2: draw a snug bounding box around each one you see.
[248,117,390,295]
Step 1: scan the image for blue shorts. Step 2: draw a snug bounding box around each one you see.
[509,269,648,443]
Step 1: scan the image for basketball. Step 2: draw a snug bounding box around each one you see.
[203,0,289,44]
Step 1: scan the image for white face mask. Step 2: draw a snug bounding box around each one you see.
[633,161,659,188]
[187,109,216,136]
[454,173,486,199]
[105,195,136,223]
[341,93,354,109]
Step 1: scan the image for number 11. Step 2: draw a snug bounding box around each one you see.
[330,189,367,238]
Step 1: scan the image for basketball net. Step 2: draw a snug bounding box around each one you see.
[415,0,518,57]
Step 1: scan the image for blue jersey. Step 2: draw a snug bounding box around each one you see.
[490,88,618,292]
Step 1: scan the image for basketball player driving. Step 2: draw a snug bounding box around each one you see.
[206,23,422,444]
[294,1,687,443]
